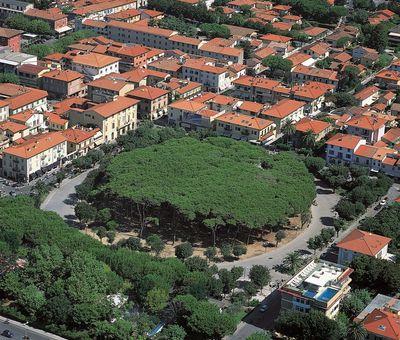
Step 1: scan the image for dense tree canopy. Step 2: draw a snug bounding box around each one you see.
[102,137,315,235]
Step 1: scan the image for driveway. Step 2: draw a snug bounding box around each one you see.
[41,169,93,222]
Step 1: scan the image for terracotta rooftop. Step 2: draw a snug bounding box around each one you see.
[87,76,129,91]
[89,96,139,118]
[326,133,364,149]
[61,128,99,143]
[168,100,207,112]
[295,117,331,134]
[42,69,83,82]
[347,115,386,131]
[72,53,120,68]
[337,229,391,256]
[3,132,66,159]
[362,309,400,340]
[0,83,47,110]
[0,121,28,133]
[292,81,335,100]
[262,99,305,119]
[354,86,380,101]
[127,85,169,100]
[0,27,23,38]
[216,112,274,130]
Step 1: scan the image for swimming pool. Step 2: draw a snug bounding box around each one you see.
[303,290,317,298]
[317,288,338,302]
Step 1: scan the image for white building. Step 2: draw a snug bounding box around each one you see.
[337,229,392,265]
[2,131,67,182]
[325,133,367,165]
[71,53,120,81]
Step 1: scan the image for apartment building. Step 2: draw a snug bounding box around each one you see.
[9,110,45,134]
[106,8,141,23]
[1,131,67,182]
[25,8,71,36]
[0,100,9,122]
[168,100,209,127]
[168,35,204,55]
[17,64,50,89]
[337,229,392,265]
[106,20,178,49]
[126,86,169,120]
[0,0,33,16]
[69,96,138,143]
[232,76,281,103]
[44,112,68,131]
[0,28,22,52]
[0,83,47,115]
[346,115,386,144]
[325,133,367,165]
[260,99,305,132]
[355,294,400,340]
[291,81,335,115]
[71,53,120,81]
[215,112,276,143]
[198,42,244,64]
[354,86,380,107]
[73,0,136,20]
[294,117,332,143]
[181,60,231,93]
[159,78,202,101]
[292,65,339,87]
[280,259,353,319]
[107,45,148,71]
[61,128,100,157]
[375,70,400,90]
[87,76,134,103]
[0,120,29,143]
[41,69,86,99]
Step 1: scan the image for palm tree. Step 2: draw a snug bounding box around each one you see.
[283,251,303,274]
[282,120,296,143]
[346,322,367,340]
[302,129,316,149]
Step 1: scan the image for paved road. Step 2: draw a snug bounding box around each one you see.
[218,178,340,280]
[227,183,400,339]
[0,316,65,340]
[41,169,92,222]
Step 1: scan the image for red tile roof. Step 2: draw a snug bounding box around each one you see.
[61,128,99,143]
[262,99,305,119]
[347,115,386,131]
[216,112,274,130]
[295,117,331,134]
[362,308,400,340]
[337,229,391,256]
[326,133,364,149]
[127,85,169,100]
[89,96,139,118]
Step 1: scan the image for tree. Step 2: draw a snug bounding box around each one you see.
[347,322,367,340]
[55,170,66,184]
[145,288,169,313]
[219,269,236,295]
[249,265,270,289]
[282,120,296,142]
[283,251,303,274]
[275,310,340,340]
[233,244,247,257]
[0,73,20,84]
[365,23,389,53]
[336,36,351,48]
[262,55,293,73]
[199,23,230,38]
[221,244,233,259]
[304,157,325,175]
[247,331,272,340]
[187,301,237,338]
[204,247,217,262]
[320,228,335,246]
[244,281,257,298]
[185,256,208,272]
[124,237,141,250]
[158,324,186,340]
[275,229,286,246]
[17,284,46,316]
[75,202,97,225]
[106,231,115,243]
[339,66,361,91]
[96,208,112,225]
[146,234,165,256]
[315,58,333,69]
[175,242,193,260]
[333,218,344,237]
[301,130,316,150]
[341,289,372,318]
[307,236,322,254]
[354,0,375,10]
[96,226,107,242]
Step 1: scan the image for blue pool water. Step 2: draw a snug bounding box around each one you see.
[303,290,317,298]
[317,288,338,302]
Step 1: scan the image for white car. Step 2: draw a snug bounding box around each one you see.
[259,304,269,312]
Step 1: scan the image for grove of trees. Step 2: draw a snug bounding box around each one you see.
[97,137,315,245]
[0,196,254,339]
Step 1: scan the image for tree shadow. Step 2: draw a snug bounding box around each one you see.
[320,216,334,227]
[316,188,333,195]
[63,193,78,206]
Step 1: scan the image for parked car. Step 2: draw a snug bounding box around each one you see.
[2,329,14,338]
[259,304,269,312]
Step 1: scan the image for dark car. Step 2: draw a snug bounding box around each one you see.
[2,329,14,338]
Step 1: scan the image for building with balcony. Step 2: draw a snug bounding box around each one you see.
[1,131,67,182]
[280,259,353,319]
[345,115,386,144]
